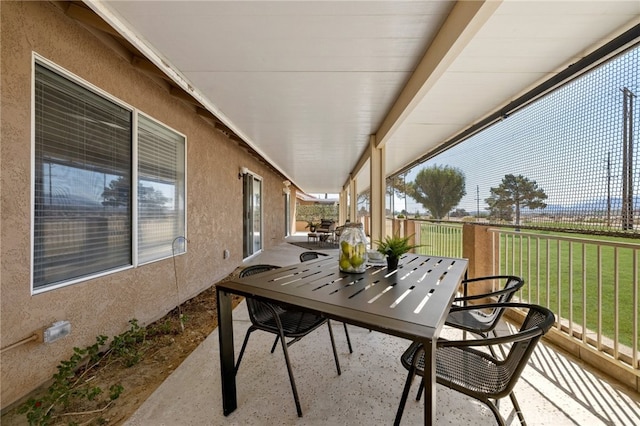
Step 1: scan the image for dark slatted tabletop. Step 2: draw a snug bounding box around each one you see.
[218,253,468,342]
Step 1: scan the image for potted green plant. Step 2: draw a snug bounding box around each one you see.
[373,234,421,271]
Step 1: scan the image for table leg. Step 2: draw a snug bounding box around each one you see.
[423,338,437,425]
[216,287,237,415]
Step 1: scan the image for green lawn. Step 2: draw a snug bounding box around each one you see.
[415,223,638,349]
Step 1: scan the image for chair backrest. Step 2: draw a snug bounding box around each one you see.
[239,264,282,324]
[497,303,554,397]
[239,264,280,278]
[316,219,335,233]
[299,251,329,262]
[455,275,525,327]
[496,276,524,304]
[443,303,555,399]
[484,276,525,324]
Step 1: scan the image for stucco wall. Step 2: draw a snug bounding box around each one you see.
[0,1,286,409]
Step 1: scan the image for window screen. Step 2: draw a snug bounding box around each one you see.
[398,44,639,237]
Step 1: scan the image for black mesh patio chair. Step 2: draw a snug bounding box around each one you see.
[413,275,526,406]
[393,303,555,426]
[299,251,353,353]
[235,264,342,417]
[299,251,329,262]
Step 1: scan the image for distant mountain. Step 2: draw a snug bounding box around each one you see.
[569,197,625,211]
[471,197,631,216]
[42,193,104,209]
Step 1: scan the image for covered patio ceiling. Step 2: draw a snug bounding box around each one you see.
[88,0,640,194]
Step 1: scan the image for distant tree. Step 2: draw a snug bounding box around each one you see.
[357,190,370,206]
[450,208,468,218]
[356,191,370,218]
[387,175,409,198]
[102,176,169,210]
[139,183,170,211]
[407,165,466,219]
[485,174,547,227]
[357,175,408,208]
[102,176,129,207]
[484,196,514,222]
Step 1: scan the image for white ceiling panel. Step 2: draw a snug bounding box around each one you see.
[94,0,639,193]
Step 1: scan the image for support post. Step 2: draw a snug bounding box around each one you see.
[370,135,385,245]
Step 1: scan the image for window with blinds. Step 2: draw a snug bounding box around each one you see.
[137,115,186,264]
[33,60,186,291]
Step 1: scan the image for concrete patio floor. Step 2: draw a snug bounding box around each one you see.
[124,234,640,425]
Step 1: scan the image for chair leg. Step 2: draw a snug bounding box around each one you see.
[277,328,303,417]
[270,335,279,353]
[343,323,353,353]
[485,399,506,426]
[415,377,425,401]
[234,327,255,372]
[508,391,526,426]
[394,367,416,426]
[326,320,342,375]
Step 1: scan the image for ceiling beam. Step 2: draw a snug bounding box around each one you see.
[196,106,220,121]
[345,145,370,190]
[65,3,123,38]
[374,0,501,149]
[132,55,171,81]
[169,86,201,105]
[346,1,501,190]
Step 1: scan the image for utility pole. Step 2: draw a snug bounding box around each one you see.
[607,152,611,227]
[621,87,635,230]
[476,185,480,219]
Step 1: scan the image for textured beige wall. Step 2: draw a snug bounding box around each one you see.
[0,1,286,408]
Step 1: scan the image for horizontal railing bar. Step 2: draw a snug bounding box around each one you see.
[488,228,640,250]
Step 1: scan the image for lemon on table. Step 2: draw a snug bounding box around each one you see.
[340,257,352,270]
[341,241,353,255]
[350,255,364,267]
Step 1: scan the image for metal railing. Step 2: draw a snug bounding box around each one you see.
[414,220,463,258]
[376,217,638,382]
[489,228,639,378]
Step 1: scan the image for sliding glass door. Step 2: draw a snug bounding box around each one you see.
[243,173,262,258]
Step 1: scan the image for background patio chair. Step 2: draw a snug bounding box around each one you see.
[393,303,555,426]
[447,275,525,337]
[235,264,342,417]
[299,251,353,353]
[299,251,329,262]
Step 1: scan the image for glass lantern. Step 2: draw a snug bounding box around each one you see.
[338,223,368,273]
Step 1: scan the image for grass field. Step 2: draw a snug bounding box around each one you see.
[416,223,638,349]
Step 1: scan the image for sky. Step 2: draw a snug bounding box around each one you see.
[394,45,639,216]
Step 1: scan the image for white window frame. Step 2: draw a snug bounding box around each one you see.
[31,54,187,294]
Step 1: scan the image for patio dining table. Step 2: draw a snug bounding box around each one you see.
[216,253,468,425]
